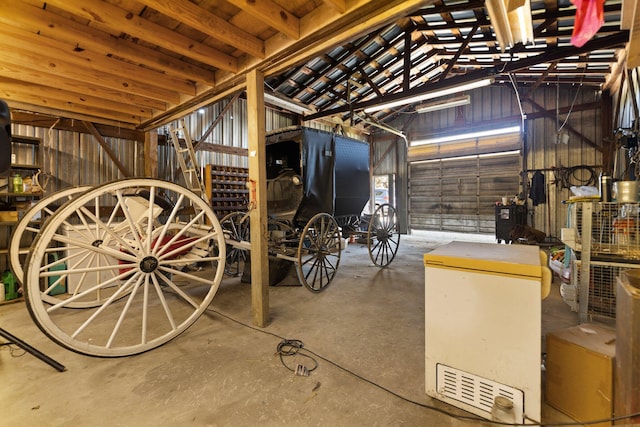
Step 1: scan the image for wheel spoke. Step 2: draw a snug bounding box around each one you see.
[106,275,144,348]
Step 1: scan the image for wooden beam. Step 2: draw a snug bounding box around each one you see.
[196,93,242,148]
[138,0,265,58]
[196,142,248,157]
[438,24,478,81]
[623,0,640,68]
[83,122,134,177]
[10,111,143,140]
[225,0,300,40]
[523,98,602,151]
[44,0,238,72]
[246,69,269,328]
[322,0,347,13]
[145,131,158,178]
[8,100,141,129]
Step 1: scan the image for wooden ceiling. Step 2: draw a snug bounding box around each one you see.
[0,0,636,134]
[1,0,427,132]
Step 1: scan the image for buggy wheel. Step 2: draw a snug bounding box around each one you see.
[367,204,400,267]
[9,186,91,292]
[23,178,226,357]
[220,211,250,277]
[296,213,341,292]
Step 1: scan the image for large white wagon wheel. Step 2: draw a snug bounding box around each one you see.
[220,211,250,277]
[296,213,341,292]
[9,186,91,293]
[367,203,400,267]
[23,178,226,357]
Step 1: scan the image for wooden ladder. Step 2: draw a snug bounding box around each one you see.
[169,119,209,203]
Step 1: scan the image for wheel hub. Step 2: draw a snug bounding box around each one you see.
[140,256,159,273]
[92,239,103,247]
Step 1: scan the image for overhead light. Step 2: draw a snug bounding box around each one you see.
[485,0,534,52]
[415,95,471,114]
[364,78,492,114]
[411,125,521,146]
[263,92,312,115]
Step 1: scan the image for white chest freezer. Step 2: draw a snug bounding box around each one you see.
[424,241,551,424]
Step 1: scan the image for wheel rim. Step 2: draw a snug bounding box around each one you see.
[220,211,249,277]
[367,204,400,267]
[23,178,226,357]
[296,213,341,292]
[9,187,91,294]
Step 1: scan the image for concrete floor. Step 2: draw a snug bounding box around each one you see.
[0,232,581,426]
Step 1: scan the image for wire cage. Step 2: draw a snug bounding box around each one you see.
[572,260,640,319]
[566,202,640,319]
[570,202,640,259]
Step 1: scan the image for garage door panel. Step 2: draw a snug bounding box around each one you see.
[410,152,520,233]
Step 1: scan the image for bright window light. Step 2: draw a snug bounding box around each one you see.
[413,150,521,164]
[411,125,521,146]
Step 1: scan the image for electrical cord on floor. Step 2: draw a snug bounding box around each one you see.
[0,341,27,357]
[207,308,640,426]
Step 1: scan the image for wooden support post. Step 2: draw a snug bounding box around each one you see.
[145,130,158,178]
[246,69,269,328]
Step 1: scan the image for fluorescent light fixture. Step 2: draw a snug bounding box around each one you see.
[485,0,534,52]
[264,92,312,115]
[411,125,521,146]
[415,95,470,113]
[364,78,492,114]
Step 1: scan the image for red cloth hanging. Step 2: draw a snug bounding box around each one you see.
[570,0,605,47]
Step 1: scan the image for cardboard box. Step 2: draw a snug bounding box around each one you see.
[546,323,616,427]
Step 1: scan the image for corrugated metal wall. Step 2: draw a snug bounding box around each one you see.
[11,124,145,192]
[373,84,604,239]
[10,99,294,191]
[157,99,294,184]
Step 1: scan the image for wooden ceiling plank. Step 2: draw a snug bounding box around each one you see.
[1,89,144,125]
[0,2,216,86]
[43,0,238,72]
[0,78,154,118]
[0,62,167,111]
[225,0,300,40]
[322,0,347,13]
[3,46,181,104]
[138,0,265,58]
[0,25,196,96]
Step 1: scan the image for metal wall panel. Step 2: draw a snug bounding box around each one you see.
[11,123,144,193]
[378,84,603,238]
[157,99,295,184]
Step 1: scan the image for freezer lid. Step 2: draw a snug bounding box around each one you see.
[424,241,542,278]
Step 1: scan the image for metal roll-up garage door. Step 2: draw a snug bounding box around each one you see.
[408,131,522,234]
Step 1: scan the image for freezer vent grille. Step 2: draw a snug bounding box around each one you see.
[436,364,524,421]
